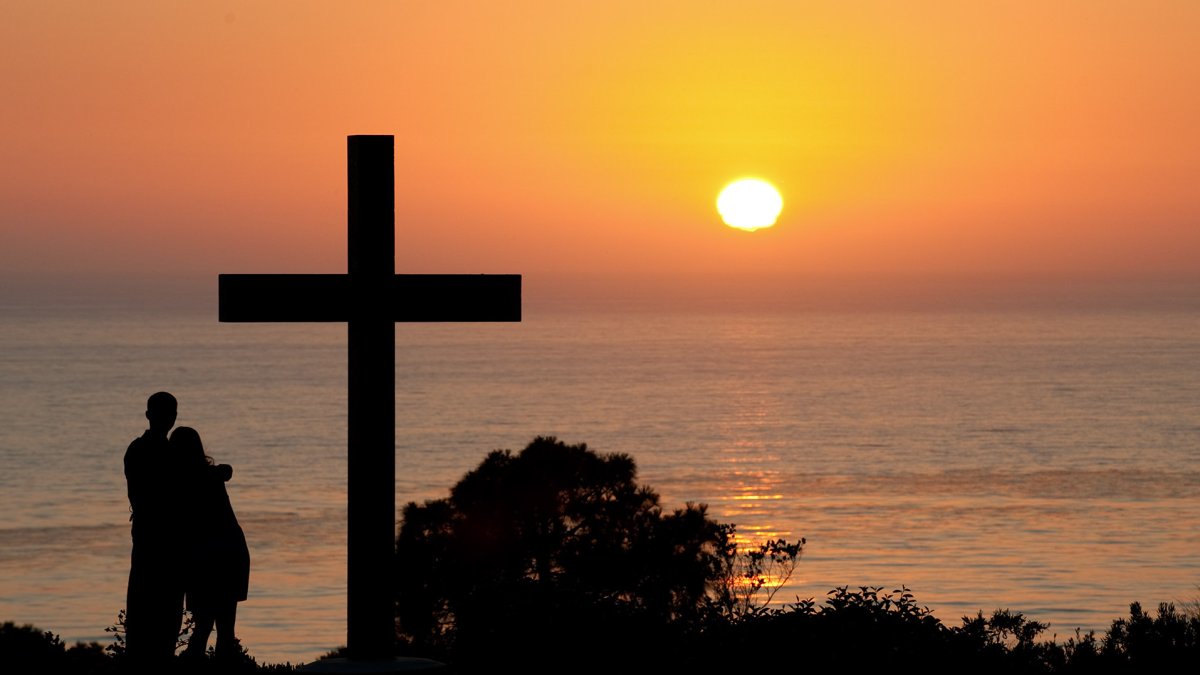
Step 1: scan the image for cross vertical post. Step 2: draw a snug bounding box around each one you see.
[346,135,395,659]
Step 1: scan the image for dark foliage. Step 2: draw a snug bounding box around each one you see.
[692,586,960,672]
[711,536,804,620]
[684,589,1198,674]
[395,436,734,667]
[1070,601,1200,673]
[6,596,1195,673]
[0,612,291,674]
[1,621,119,674]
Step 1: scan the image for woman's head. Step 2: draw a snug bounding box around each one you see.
[170,426,213,468]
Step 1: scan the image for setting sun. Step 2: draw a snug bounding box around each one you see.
[717,179,783,232]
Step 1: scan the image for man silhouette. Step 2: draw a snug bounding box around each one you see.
[124,391,183,667]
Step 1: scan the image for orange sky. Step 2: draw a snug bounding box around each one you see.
[2,1,1198,308]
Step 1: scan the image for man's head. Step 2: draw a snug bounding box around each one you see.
[145,391,177,435]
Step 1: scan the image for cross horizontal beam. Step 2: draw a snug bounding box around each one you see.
[218,274,522,323]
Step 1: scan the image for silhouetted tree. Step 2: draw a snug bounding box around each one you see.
[395,436,733,666]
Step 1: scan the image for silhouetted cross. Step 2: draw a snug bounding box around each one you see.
[218,135,521,661]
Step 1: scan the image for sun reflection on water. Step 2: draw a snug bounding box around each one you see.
[715,449,794,546]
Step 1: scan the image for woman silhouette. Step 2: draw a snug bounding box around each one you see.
[170,426,250,660]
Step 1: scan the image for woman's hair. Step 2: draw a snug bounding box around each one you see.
[170,426,214,469]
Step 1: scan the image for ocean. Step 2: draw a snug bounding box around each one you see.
[1,301,1197,665]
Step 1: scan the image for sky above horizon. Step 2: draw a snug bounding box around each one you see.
[3,1,1198,308]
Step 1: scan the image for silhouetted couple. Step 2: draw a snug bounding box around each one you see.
[124,391,250,668]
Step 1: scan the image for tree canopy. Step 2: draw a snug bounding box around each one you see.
[395,436,733,664]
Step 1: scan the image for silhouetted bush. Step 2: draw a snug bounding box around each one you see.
[1096,601,1200,671]
[8,595,1195,673]
[1,622,116,674]
[395,436,740,667]
[0,615,292,673]
[694,589,1200,674]
[692,586,963,672]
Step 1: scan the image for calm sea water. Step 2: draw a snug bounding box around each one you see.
[1,303,1197,665]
